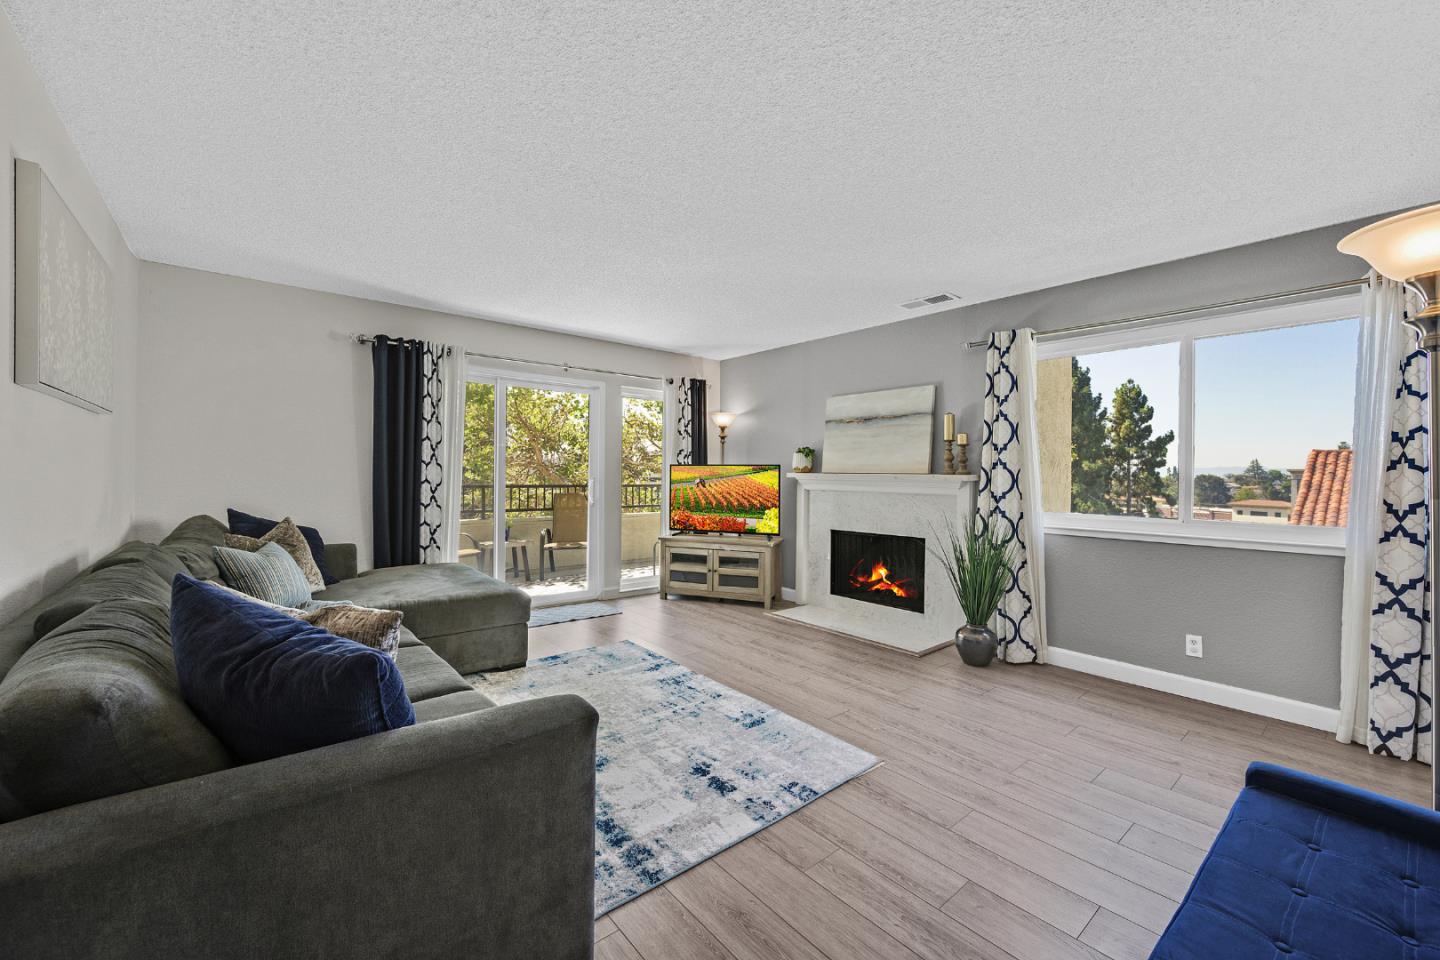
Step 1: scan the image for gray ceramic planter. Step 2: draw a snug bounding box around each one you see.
[954,623,998,667]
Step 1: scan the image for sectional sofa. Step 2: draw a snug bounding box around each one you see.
[0,515,598,960]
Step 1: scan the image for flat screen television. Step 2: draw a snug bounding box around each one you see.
[668,464,781,534]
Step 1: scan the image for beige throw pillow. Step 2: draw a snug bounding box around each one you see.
[300,604,404,657]
[204,581,404,657]
[224,518,324,591]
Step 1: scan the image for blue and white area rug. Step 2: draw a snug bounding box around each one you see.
[527,601,622,628]
[471,641,879,916]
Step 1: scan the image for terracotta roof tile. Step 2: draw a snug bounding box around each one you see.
[1288,448,1352,527]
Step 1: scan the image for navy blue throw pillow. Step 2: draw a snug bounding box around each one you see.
[170,575,414,762]
[228,508,338,584]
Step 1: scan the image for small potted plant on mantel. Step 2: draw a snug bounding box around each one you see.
[793,446,815,473]
[933,517,1016,667]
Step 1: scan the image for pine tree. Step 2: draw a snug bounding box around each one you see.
[1194,473,1231,506]
[1231,459,1290,500]
[1070,359,1112,513]
[1106,380,1174,516]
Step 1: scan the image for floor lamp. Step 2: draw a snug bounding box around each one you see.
[710,411,736,464]
[1338,202,1440,810]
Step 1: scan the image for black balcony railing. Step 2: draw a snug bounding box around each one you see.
[461,482,662,518]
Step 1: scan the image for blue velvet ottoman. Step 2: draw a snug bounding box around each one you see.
[1150,762,1440,959]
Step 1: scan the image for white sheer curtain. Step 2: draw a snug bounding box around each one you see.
[1337,274,1427,755]
[980,329,1048,664]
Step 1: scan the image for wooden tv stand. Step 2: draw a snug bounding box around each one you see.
[658,534,783,609]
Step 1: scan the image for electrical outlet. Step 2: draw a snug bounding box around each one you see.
[1185,634,1203,658]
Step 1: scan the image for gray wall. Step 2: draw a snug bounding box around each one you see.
[1044,537,1342,707]
[135,263,719,583]
[0,9,141,623]
[720,215,1387,709]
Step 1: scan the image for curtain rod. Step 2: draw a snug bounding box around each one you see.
[962,276,1370,350]
[352,335,664,381]
[353,334,453,357]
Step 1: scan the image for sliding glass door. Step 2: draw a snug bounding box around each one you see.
[459,373,599,605]
[619,387,664,592]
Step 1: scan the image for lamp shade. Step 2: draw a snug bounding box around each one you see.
[710,411,737,429]
[1337,203,1440,283]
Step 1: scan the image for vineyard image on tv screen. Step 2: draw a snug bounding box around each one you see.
[669,465,781,534]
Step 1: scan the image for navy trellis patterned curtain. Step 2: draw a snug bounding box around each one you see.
[979,330,1047,663]
[1370,334,1433,763]
[673,377,708,465]
[372,336,447,568]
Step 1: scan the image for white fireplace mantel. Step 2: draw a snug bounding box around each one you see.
[788,472,978,495]
[777,471,979,655]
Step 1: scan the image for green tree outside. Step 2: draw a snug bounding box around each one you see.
[1106,379,1174,516]
[620,397,665,485]
[1193,474,1231,506]
[462,382,663,513]
[1227,459,1290,501]
[1070,359,1112,513]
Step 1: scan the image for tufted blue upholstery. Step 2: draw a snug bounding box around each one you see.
[1151,762,1440,959]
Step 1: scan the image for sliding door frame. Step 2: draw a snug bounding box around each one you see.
[619,383,666,595]
[466,361,608,608]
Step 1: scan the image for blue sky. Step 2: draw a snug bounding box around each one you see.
[1077,318,1358,474]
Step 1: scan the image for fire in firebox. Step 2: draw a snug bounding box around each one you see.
[848,558,918,599]
[830,529,925,614]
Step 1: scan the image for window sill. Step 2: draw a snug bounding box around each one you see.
[1043,514,1346,557]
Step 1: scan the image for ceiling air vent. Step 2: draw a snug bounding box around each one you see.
[901,292,960,310]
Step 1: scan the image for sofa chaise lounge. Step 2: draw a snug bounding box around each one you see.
[0,515,598,960]
[1149,761,1439,959]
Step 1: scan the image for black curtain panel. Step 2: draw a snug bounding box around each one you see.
[372,336,425,568]
[689,378,708,465]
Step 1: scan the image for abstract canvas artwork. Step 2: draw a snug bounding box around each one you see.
[822,383,935,473]
[13,159,115,413]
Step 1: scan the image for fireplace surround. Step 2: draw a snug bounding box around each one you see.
[773,472,977,656]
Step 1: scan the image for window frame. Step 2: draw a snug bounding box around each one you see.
[1036,293,1362,556]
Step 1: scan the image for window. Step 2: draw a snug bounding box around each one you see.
[1035,296,1360,554]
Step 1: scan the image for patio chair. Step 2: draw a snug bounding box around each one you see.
[458,518,532,581]
[540,493,589,577]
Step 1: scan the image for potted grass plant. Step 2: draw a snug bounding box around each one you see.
[933,517,1016,667]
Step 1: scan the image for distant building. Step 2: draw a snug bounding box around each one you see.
[1156,503,1233,521]
[1289,448,1352,527]
[1228,498,1293,521]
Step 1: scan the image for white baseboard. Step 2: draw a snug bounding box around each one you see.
[1046,647,1340,732]
[781,587,798,602]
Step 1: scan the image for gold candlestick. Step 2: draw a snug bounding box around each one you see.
[943,413,956,474]
[955,433,969,474]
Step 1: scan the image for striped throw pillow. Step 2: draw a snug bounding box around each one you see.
[223,518,325,591]
[213,542,313,607]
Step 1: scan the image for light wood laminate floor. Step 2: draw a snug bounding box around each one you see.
[528,595,1431,960]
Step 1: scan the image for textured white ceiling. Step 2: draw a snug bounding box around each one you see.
[5,2,1439,359]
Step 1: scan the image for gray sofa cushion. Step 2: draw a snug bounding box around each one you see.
[0,618,36,689]
[1,546,187,682]
[160,515,230,580]
[0,599,233,817]
[32,563,172,641]
[394,644,473,702]
[91,541,190,584]
[411,689,495,723]
[314,563,529,638]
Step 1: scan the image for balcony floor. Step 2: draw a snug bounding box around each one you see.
[458,555,658,601]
